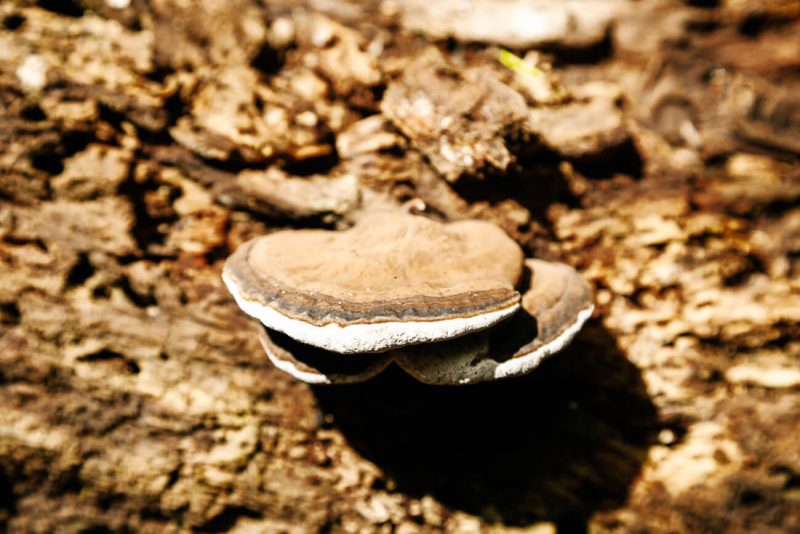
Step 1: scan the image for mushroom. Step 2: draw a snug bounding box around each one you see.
[255,259,593,385]
[223,212,594,385]
[222,211,524,354]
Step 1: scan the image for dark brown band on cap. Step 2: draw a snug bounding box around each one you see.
[225,239,521,327]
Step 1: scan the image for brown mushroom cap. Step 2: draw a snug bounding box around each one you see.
[253,258,593,385]
[223,212,524,353]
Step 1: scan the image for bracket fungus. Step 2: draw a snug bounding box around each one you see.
[223,212,594,385]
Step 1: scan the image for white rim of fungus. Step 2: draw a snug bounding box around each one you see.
[224,270,521,354]
[266,350,333,384]
[488,304,595,382]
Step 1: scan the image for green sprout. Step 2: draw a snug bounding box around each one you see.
[496,48,544,78]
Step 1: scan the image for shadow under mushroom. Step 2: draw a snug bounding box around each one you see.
[313,321,657,529]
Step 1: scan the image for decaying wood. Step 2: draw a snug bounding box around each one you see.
[1,1,799,533]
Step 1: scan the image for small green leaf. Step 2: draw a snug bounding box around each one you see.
[497,48,543,78]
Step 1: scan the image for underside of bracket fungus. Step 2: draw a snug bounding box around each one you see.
[223,212,594,384]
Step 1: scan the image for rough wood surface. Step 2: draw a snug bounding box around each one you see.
[1,1,799,533]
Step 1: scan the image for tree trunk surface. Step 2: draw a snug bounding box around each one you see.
[1,1,799,533]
